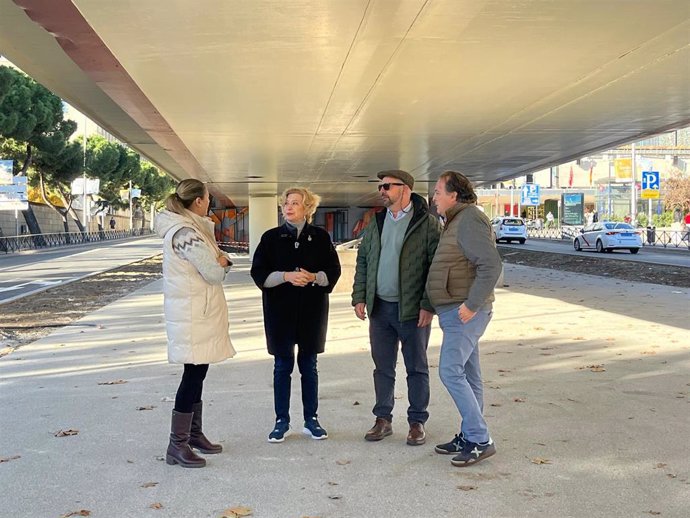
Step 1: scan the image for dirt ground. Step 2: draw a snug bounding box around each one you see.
[0,255,163,357]
[498,247,690,288]
[1,248,688,356]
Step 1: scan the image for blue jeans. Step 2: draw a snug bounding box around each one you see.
[369,298,431,424]
[438,305,493,443]
[273,348,318,423]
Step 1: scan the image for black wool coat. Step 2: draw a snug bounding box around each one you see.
[250,223,342,356]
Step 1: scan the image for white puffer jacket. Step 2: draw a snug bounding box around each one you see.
[155,210,235,364]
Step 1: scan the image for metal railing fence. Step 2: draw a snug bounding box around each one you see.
[0,229,153,254]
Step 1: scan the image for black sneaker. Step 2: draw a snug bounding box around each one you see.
[268,419,291,443]
[450,438,496,467]
[302,417,328,440]
[434,433,466,454]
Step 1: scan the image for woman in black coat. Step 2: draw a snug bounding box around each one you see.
[250,187,341,443]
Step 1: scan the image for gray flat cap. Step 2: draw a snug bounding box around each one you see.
[376,169,414,189]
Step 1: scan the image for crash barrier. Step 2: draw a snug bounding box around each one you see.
[0,229,153,254]
[217,241,249,254]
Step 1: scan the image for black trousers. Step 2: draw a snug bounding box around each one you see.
[174,364,209,413]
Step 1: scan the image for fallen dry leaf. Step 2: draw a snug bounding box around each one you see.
[328,495,342,500]
[490,403,502,407]
[457,485,478,491]
[0,455,21,463]
[513,398,526,403]
[54,429,79,437]
[141,482,159,488]
[221,506,253,517]
[335,459,351,466]
[352,401,360,406]
[150,503,163,510]
[98,379,127,385]
[530,457,551,465]
[577,364,606,372]
[136,405,156,411]
[60,511,91,517]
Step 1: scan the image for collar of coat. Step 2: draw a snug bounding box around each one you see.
[443,202,474,226]
[279,221,315,240]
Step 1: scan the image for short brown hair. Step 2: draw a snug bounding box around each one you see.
[438,171,477,204]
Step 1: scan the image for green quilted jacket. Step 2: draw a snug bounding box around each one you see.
[352,193,441,322]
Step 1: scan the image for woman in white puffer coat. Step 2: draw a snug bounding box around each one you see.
[154,179,235,468]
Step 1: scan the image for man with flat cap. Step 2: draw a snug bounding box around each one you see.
[352,170,441,446]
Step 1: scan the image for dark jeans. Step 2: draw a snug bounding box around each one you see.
[174,364,209,413]
[369,298,431,424]
[273,348,318,423]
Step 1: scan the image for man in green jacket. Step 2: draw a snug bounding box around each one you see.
[352,170,441,446]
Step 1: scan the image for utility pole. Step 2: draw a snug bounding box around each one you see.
[129,179,133,232]
[82,117,87,230]
[631,142,637,223]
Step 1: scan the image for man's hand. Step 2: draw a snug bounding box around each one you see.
[458,303,476,324]
[354,302,367,321]
[417,308,433,327]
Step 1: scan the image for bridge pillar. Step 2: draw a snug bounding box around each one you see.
[248,194,278,259]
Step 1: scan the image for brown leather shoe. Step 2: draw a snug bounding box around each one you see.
[364,417,393,441]
[407,422,426,446]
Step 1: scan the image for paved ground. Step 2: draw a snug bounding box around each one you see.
[1,257,689,517]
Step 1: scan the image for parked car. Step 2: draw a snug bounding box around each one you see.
[491,216,527,244]
[573,221,642,254]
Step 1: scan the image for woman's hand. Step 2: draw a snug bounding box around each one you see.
[217,256,231,268]
[284,270,312,287]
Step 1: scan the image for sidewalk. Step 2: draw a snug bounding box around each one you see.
[1,257,689,517]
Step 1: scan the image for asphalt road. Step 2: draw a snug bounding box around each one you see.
[0,236,162,304]
[504,238,690,268]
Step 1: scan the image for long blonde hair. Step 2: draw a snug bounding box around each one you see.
[165,179,206,214]
[280,187,321,224]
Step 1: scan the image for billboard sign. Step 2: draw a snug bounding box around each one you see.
[0,160,13,184]
[561,192,584,226]
[0,175,28,211]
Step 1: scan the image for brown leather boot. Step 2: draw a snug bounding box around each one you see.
[166,410,206,468]
[407,422,426,446]
[189,401,222,454]
[364,417,393,441]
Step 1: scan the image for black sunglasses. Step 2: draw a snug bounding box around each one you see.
[377,182,405,191]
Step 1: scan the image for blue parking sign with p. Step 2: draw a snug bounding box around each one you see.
[641,171,660,199]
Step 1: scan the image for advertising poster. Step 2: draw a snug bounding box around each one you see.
[561,192,584,226]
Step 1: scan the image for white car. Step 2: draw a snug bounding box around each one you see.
[491,217,527,244]
[573,221,643,254]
